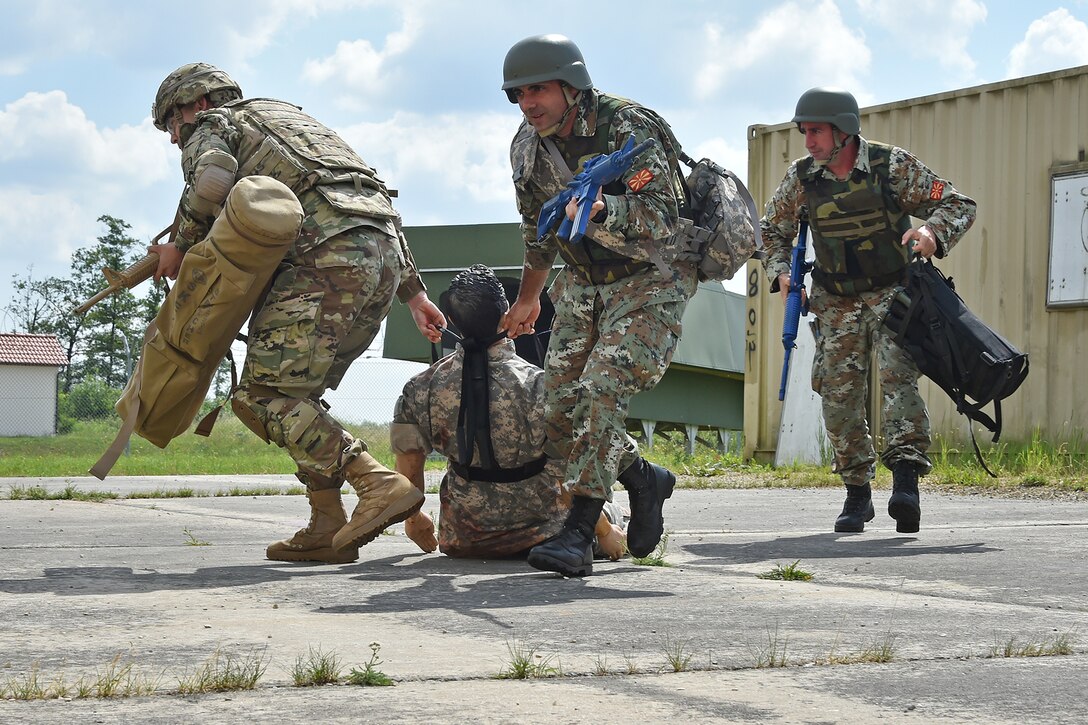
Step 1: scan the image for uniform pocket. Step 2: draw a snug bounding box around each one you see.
[246,291,323,386]
[160,243,256,362]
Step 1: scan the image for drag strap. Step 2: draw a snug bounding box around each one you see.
[90,321,157,480]
[454,329,508,471]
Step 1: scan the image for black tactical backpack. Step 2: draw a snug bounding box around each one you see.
[883,258,1028,474]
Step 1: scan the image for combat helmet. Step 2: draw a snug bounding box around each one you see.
[502,34,592,103]
[792,87,860,136]
[153,62,242,131]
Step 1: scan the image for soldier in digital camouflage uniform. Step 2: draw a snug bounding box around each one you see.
[499,35,696,577]
[761,87,977,534]
[151,63,446,564]
[390,265,625,560]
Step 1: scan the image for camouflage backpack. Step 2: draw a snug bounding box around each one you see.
[677,153,763,282]
[608,100,762,282]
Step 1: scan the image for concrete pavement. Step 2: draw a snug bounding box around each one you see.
[0,475,1085,723]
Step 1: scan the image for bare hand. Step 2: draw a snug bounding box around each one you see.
[500,299,540,339]
[404,511,437,553]
[778,272,808,307]
[901,225,937,258]
[406,292,445,343]
[151,243,183,281]
[596,521,626,561]
[565,188,605,222]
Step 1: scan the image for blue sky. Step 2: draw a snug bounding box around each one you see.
[2,0,1087,421]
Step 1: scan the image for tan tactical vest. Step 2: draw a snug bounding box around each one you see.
[91,176,304,479]
[799,142,912,295]
[222,98,397,222]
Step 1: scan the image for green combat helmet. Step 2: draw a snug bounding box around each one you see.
[502,34,592,103]
[152,62,242,132]
[792,87,860,135]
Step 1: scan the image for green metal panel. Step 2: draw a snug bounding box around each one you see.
[628,366,743,429]
[384,222,746,430]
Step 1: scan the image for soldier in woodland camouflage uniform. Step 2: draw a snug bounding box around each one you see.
[151,63,445,564]
[761,87,977,534]
[391,265,625,559]
[499,35,696,577]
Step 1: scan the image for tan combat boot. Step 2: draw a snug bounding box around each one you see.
[331,451,424,552]
[267,488,359,564]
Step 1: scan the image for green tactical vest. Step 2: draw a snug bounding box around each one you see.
[799,142,912,295]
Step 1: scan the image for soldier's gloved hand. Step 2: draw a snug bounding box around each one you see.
[404,511,437,553]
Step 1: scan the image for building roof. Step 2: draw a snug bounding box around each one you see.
[0,333,69,366]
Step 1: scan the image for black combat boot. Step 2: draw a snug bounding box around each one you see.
[888,462,921,533]
[618,457,676,558]
[527,496,607,577]
[834,483,876,533]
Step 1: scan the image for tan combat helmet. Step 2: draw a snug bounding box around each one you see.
[501,34,592,103]
[152,62,242,131]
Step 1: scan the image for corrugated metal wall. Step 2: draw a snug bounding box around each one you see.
[744,66,1088,462]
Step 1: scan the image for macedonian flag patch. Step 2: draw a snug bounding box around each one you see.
[627,168,654,192]
[929,180,945,200]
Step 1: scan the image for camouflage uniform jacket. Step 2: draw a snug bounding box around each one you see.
[510,89,685,274]
[761,136,977,287]
[174,98,424,302]
[390,339,566,558]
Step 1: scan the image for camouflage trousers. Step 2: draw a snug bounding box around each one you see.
[232,224,403,490]
[809,284,932,487]
[543,264,697,499]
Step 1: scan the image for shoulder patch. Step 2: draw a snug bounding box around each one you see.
[627,169,654,192]
[929,180,945,200]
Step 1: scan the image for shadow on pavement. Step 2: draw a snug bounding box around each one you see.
[682,532,1000,564]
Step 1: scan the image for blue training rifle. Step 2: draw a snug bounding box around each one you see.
[779,212,813,401]
[537,134,655,243]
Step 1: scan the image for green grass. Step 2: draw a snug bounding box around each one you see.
[2,418,1086,499]
[290,647,342,687]
[176,649,267,694]
[757,560,815,581]
[494,639,560,680]
[989,633,1075,658]
[0,416,405,478]
[346,642,395,687]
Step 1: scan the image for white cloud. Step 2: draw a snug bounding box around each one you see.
[339,110,519,208]
[0,57,28,76]
[695,1,870,101]
[0,91,174,183]
[300,5,423,99]
[1006,8,1088,79]
[855,0,986,78]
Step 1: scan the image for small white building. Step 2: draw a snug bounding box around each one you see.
[0,333,68,437]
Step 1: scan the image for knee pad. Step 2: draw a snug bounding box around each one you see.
[231,388,272,443]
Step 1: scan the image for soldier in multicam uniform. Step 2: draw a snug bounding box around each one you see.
[151,63,446,564]
[761,87,977,534]
[499,34,696,577]
[391,264,625,560]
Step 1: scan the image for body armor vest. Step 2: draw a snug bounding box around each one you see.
[800,142,912,295]
[551,94,643,278]
[221,99,396,219]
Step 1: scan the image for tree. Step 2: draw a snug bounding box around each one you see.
[69,215,157,388]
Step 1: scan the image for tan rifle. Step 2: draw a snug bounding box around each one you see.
[72,221,175,316]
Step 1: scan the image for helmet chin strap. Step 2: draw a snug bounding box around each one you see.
[536,85,582,138]
[815,128,853,169]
